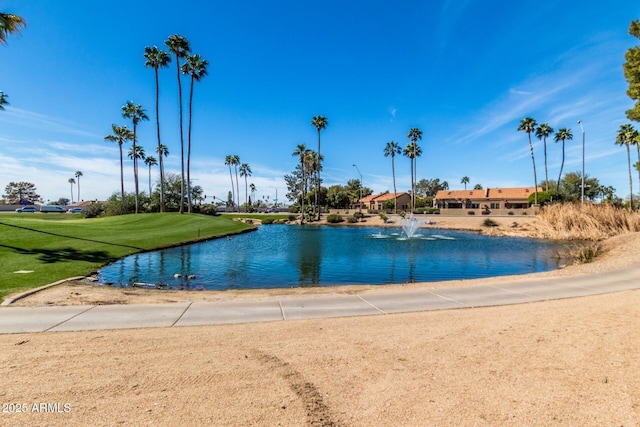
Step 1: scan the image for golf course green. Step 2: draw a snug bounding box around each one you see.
[0,213,255,301]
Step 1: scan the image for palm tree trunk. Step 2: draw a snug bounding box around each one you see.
[133,124,139,214]
[316,130,321,221]
[119,145,125,210]
[392,156,397,214]
[528,133,538,205]
[245,176,248,208]
[148,166,152,198]
[77,177,80,202]
[543,137,549,192]
[234,166,240,212]
[70,183,74,203]
[175,54,185,214]
[409,158,414,212]
[227,166,234,211]
[154,66,165,213]
[557,141,565,196]
[627,145,634,211]
[187,76,194,213]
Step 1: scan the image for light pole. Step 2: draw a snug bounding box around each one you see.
[352,164,362,216]
[578,120,585,204]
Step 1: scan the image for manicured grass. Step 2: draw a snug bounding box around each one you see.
[0,213,253,300]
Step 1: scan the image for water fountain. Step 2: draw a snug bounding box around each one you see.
[401,213,422,238]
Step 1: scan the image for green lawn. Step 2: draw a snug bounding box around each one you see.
[0,213,254,301]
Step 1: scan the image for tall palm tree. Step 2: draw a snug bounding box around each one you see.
[0,91,8,111]
[518,117,539,205]
[461,176,470,190]
[249,183,256,206]
[0,11,26,45]
[156,143,169,202]
[181,53,209,213]
[535,123,554,192]
[121,101,149,214]
[224,155,236,211]
[104,124,133,209]
[165,34,191,213]
[68,178,75,203]
[383,141,402,213]
[74,171,83,202]
[311,116,328,220]
[616,124,638,210]
[405,128,423,211]
[239,163,252,209]
[232,155,241,212]
[144,156,158,200]
[143,45,171,212]
[292,144,309,223]
[554,128,573,196]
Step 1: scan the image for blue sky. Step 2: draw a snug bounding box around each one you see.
[1,1,639,204]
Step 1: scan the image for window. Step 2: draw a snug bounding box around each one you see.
[490,203,500,209]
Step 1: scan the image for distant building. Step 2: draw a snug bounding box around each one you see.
[355,192,411,212]
[434,187,542,213]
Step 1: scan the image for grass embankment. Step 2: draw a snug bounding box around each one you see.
[0,213,253,300]
[538,203,640,240]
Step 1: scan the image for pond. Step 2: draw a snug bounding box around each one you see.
[97,225,571,290]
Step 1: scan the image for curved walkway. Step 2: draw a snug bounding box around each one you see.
[1,264,639,334]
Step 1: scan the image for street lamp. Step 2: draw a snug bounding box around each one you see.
[352,164,362,216]
[578,120,585,204]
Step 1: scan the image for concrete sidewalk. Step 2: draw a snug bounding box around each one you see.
[1,264,638,334]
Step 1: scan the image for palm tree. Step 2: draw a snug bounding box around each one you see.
[143,45,171,212]
[405,128,423,211]
[518,117,539,205]
[121,101,149,214]
[249,183,256,206]
[68,178,75,203]
[292,144,309,223]
[461,176,470,190]
[104,124,133,209]
[232,155,241,212]
[0,91,8,111]
[165,34,191,214]
[181,53,209,213]
[239,163,252,209]
[0,11,26,45]
[311,116,328,220]
[224,155,236,211]
[144,156,158,199]
[156,143,169,204]
[554,128,573,195]
[616,124,638,210]
[383,141,402,213]
[535,123,554,192]
[74,171,83,202]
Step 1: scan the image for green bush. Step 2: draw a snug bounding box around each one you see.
[82,203,103,218]
[346,216,358,223]
[261,218,274,224]
[288,214,297,221]
[198,204,220,216]
[379,213,388,223]
[508,211,514,215]
[353,211,364,220]
[326,214,344,223]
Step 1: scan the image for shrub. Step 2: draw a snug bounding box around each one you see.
[482,218,498,227]
[467,211,475,215]
[346,216,358,223]
[379,213,388,223]
[508,211,514,215]
[261,218,274,224]
[326,214,344,223]
[198,205,220,216]
[353,211,364,219]
[82,203,103,218]
[288,214,297,221]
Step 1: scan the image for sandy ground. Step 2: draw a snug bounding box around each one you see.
[2,216,640,426]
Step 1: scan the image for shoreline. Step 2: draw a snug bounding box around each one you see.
[7,216,639,307]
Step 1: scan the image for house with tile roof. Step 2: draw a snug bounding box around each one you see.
[434,187,542,214]
[354,192,411,212]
